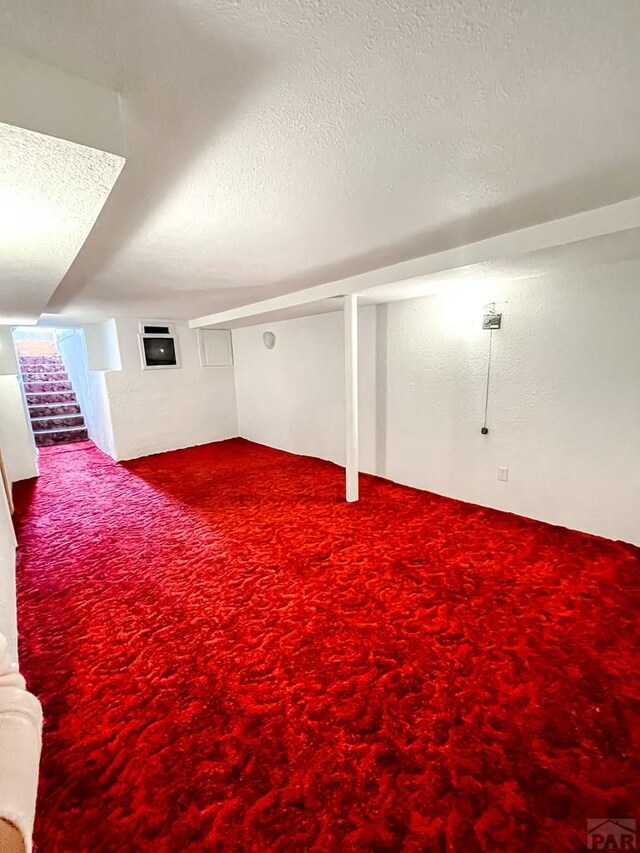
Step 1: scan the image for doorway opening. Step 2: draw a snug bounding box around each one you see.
[12,328,88,447]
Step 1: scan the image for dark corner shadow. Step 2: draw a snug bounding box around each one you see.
[46,0,272,312]
[11,477,38,519]
[262,157,640,297]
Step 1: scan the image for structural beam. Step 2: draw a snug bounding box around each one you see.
[190,195,640,330]
[344,294,359,503]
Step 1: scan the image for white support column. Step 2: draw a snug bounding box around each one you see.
[344,294,359,502]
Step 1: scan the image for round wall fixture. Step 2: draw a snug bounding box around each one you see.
[263,331,276,350]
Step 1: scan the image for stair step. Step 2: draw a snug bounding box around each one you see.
[20,355,86,441]
[28,403,81,418]
[23,381,73,394]
[31,415,85,430]
[25,391,77,405]
[33,426,88,447]
[18,356,64,368]
[21,372,68,383]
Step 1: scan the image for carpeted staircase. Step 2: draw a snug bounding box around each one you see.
[19,355,89,446]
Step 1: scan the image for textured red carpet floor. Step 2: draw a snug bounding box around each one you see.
[13,439,640,852]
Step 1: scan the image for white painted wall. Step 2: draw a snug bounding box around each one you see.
[233,258,640,545]
[0,327,35,662]
[84,372,117,459]
[234,308,377,471]
[56,319,236,461]
[106,319,238,461]
[84,320,122,371]
[56,328,117,458]
[0,327,38,484]
[0,326,18,376]
[0,479,17,662]
[0,376,38,484]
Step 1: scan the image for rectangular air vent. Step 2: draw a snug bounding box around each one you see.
[142,324,171,335]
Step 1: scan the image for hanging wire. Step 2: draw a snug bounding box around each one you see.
[481,328,493,433]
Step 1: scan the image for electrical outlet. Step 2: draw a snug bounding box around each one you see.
[497,467,509,482]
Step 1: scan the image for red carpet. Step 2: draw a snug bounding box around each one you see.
[14,439,640,852]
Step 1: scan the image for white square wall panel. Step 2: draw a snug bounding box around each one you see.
[198,330,233,367]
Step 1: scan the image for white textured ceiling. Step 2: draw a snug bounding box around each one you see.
[2,0,640,321]
[0,123,124,324]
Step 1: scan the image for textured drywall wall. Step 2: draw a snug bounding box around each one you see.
[57,328,117,458]
[85,372,117,459]
[0,332,35,657]
[0,480,17,662]
[106,319,238,461]
[234,308,377,470]
[382,262,640,544]
[0,328,38,486]
[233,258,640,544]
[57,319,236,462]
[0,376,38,484]
[0,328,18,656]
[0,327,18,375]
[83,320,121,371]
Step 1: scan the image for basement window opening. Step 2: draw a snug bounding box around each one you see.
[138,322,180,369]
